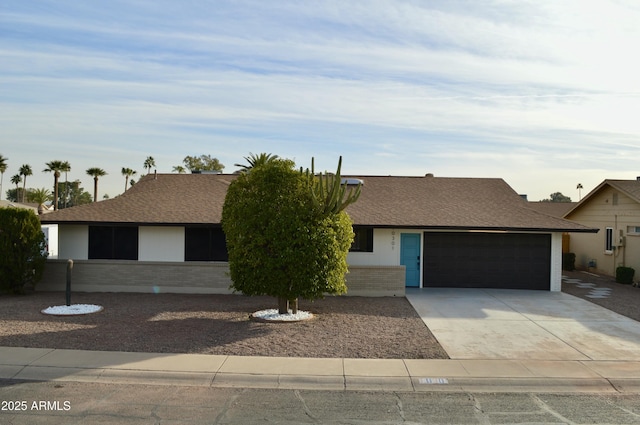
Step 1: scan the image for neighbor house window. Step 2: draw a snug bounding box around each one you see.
[350,227,373,252]
[89,226,138,260]
[627,226,640,235]
[185,227,228,261]
[605,227,614,253]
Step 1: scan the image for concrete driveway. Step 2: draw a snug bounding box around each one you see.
[406,287,640,361]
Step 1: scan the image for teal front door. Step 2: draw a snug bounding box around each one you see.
[401,233,421,287]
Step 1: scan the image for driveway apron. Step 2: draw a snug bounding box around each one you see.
[406,287,640,361]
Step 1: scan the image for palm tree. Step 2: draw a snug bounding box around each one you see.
[61,161,71,208]
[30,188,52,214]
[43,160,66,210]
[172,165,186,174]
[234,153,279,173]
[577,183,584,201]
[10,174,21,202]
[86,167,107,202]
[0,154,7,201]
[121,168,136,192]
[143,156,155,175]
[19,164,32,203]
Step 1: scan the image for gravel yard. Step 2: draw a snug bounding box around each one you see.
[0,291,449,359]
[1,270,637,360]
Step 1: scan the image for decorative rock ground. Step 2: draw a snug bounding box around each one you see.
[250,309,314,323]
[41,304,104,316]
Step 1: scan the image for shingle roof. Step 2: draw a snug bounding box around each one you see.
[564,179,640,218]
[343,175,593,232]
[606,180,640,202]
[40,173,595,232]
[526,202,577,218]
[40,173,235,225]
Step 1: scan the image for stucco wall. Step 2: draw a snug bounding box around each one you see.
[39,260,405,297]
[348,228,401,266]
[58,225,88,260]
[567,186,640,277]
[139,226,185,261]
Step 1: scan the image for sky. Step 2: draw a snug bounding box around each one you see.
[2,0,640,202]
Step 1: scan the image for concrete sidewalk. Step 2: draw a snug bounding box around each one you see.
[1,346,640,393]
[3,277,640,394]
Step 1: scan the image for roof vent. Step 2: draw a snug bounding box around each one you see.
[191,170,222,174]
[425,173,434,178]
[341,178,364,185]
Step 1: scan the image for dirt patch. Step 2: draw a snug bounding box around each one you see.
[0,292,449,359]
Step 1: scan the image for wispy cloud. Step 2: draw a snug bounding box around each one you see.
[2,0,640,200]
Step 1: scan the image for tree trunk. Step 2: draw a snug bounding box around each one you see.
[278,297,289,315]
[277,297,299,314]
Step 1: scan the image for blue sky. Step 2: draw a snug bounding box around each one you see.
[2,0,640,201]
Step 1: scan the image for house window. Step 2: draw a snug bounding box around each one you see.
[350,227,373,252]
[185,227,228,261]
[89,226,138,260]
[627,226,640,235]
[605,227,614,253]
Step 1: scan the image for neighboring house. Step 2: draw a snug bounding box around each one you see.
[527,201,577,219]
[564,178,640,278]
[39,173,596,295]
[0,200,39,213]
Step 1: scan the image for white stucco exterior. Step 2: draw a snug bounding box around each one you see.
[41,224,59,258]
[348,228,408,266]
[58,224,89,260]
[50,224,564,291]
[139,226,185,261]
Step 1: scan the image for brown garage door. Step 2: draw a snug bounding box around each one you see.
[423,232,551,290]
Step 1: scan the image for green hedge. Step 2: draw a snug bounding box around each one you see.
[0,208,47,294]
[562,253,576,271]
[616,266,635,285]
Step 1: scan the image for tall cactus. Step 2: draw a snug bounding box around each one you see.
[304,156,361,215]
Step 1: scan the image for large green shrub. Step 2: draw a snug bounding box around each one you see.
[0,208,47,294]
[616,266,635,285]
[222,158,355,313]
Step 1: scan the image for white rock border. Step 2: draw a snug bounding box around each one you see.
[250,308,314,323]
[41,304,104,316]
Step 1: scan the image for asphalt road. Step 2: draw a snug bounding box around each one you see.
[2,379,640,424]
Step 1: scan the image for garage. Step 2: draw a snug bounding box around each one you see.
[423,232,551,290]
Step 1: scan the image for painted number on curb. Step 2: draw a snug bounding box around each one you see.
[418,378,449,384]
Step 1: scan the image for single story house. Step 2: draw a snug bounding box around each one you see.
[0,200,39,213]
[563,178,640,278]
[39,173,596,296]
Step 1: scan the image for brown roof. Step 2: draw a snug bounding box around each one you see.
[343,175,593,232]
[526,201,577,218]
[565,179,640,218]
[40,173,235,225]
[40,173,595,232]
